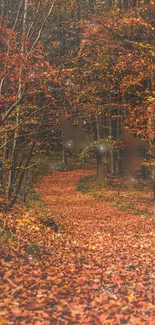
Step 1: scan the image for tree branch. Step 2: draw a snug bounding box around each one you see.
[0,91,25,126]
[29,0,57,53]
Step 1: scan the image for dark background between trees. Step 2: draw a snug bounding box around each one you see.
[0,0,155,206]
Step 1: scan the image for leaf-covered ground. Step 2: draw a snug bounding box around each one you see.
[76,173,155,218]
[0,169,155,325]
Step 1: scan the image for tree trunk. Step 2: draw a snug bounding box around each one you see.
[7,0,28,200]
[62,130,67,165]
[109,113,114,175]
[96,114,100,140]
[9,141,36,208]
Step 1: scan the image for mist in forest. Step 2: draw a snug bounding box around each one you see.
[58,116,92,153]
[58,116,155,188]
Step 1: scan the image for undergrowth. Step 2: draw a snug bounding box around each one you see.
[76,174,155,218]
[76,174,95,193]
[25,153,95,203]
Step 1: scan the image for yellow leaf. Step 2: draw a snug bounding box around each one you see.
[0,317,7,325]
[35,226,40,231]
[128,294,135,302]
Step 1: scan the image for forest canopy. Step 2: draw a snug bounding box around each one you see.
[0,0,155,205]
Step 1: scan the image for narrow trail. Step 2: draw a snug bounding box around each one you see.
[36,169,155,325]
[2,169,154,325]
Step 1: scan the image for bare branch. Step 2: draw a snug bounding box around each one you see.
[27,0,41,37]
[13,0,24,31]
[1,90,25,126]
[0,128,56,150]
[29,0,57,52]
[0,106,48,134]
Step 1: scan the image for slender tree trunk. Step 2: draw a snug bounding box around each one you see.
[0,0,5,24]
[7,0,28,200]
[62,130,67,165]
[109,110,114,175]
[148,102,155,200]
[117,106,122,175]
[9,141,36,208]
[96,114,100,140]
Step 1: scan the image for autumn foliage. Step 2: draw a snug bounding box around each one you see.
[1,0,155,205]
[0,1,155,323]
[1,169,155,324]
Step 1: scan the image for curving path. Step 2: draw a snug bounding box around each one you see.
[35,169,155,325]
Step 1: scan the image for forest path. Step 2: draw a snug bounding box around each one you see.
[35,168,155,325]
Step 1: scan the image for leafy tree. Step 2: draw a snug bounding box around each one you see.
[63,1,155,178]
[0,0,58,205]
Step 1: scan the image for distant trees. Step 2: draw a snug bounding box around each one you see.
[0,0,155,205]
[62,0,155,176]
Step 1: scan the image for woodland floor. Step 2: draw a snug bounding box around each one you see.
[0,169,155,325]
